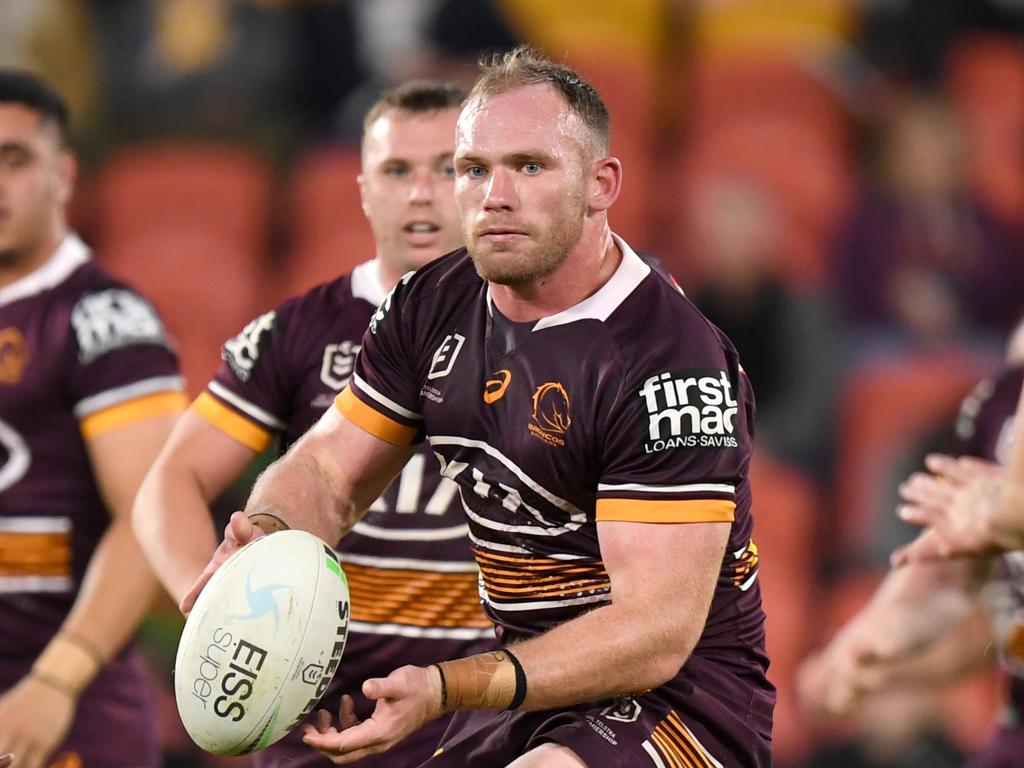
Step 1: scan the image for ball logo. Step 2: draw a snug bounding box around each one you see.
[528,382,571,447]
[638,369,738,452]
[231,567,293,633]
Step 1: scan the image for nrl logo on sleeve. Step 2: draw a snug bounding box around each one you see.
[638,369,739,452]
[71,289,169,363]
[368,271,413,335]
[320,340,360,390]
[222,311,276,382]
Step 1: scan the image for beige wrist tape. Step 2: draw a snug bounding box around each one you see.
[436,649,526,712]
[31,632,105,696]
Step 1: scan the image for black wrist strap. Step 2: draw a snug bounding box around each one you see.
[504,649,528,710]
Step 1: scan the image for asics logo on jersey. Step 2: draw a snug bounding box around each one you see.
[529,382,571,447]
[483,369,512,404]
[0,327,29,385]
[639,369,738,452]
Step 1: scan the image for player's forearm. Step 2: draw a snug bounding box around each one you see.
[435,598,699,715]
[992,384,1024,546]
[133,462,219,605]
[245,447,360,545]
[34,516,158,696]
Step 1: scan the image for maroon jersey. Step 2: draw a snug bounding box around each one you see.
[193,260,496,767]
[955,365,1024,726]
[339,238,774,763]
[0,235,186,767]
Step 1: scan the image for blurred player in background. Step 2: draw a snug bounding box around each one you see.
[184,47,773,767]
[0,70,186,768]
[133,81,497,768]
[799,318,1024,766]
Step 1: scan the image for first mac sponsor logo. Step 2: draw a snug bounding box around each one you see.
[638,368,739,452]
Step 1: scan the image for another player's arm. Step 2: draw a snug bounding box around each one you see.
[994,383,1024,544]
[133,409,261,606]
[0,406,180,768]
[798,559,986,715]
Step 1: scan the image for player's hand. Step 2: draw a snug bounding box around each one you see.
[797,629,892,717]
[180,511,265,614]
[0,753,13,768]
[892,454,1005,566]
[0,674,76,768]
[301,665,443,764]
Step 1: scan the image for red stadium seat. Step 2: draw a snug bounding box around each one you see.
[92,142,274,394]
[750,451,821,765]
[944,34,1024,224]
[278,144,374,302]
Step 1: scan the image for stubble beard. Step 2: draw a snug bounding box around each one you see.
[468,198,587,288]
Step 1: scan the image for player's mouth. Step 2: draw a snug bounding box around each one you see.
[403,220,441,246]
[477,226,529,244]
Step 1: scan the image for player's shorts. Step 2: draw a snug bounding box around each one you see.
[420,675,773,768]
[966,726,1024,768]
[1,649,159,768]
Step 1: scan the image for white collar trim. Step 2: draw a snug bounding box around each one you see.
[531,233,650,331]
[0,234,91,308]
[351,260,388,306]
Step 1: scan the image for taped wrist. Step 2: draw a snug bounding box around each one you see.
[246,512,290,533]
[31,631,106,697]
[436,649,528,712]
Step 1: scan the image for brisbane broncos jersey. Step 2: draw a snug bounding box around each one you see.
[192,260,495,767]
[339,237,774,749]
[955,364,1024,724]
[0,234,185,766]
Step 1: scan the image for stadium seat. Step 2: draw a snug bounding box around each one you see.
[278,143,374,302]
[750,451,821,765]
[92,142,274,394]
[944,34,1024,224]
[832,348,999,568]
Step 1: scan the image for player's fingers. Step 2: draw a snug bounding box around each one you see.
[179,570,213,615]
[362,676,395,701]
[226,511,255,545]
[304,719,385,755]
[898,474,954,511]
[339,696,359,730]
[0,753,11,768]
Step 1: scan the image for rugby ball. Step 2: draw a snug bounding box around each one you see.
[174,530,350,755]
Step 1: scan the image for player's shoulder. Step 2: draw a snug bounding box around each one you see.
[609,246,738,368]
[391,248,479,304]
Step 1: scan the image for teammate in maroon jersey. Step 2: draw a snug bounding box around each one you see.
[799,324,1024,766]
[0,71,186,768]
[184,47,774,767]
[133,82,497,768]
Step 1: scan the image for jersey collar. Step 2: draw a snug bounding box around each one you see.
[0,233,92,309]
[487,233,650,331]
[351,260,388,307]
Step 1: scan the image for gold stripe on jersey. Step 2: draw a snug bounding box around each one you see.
[335,387,419,446]
[193,392,274,452]
[0,531,71,577]
[80,391,187,438]
[342,562,490,629]
[595,498,735,524]
[473,547,610,603]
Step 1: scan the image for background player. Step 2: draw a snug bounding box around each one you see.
[132,81,497,767]
[0,70,186,768]
[798,319,1024,764]
[184,47,773,767]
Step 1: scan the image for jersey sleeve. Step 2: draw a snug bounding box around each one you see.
[67,287,187,438]
[595,325,754,524]
[192,306,293,452]
[335,271,425,446]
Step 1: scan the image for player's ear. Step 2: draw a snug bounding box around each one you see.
[587,155,621,214]
[55,149,77,206]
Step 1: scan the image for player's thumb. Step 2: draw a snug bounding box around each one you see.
[362,676,392,701]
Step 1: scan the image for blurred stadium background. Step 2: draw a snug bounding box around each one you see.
[6,1,1024,766]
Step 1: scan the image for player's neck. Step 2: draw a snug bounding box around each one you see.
[488,226,621,323]
[0,226,66,289]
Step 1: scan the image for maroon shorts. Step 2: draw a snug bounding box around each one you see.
[420,685,772,768]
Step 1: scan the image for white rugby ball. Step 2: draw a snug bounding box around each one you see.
[174,529,350,755]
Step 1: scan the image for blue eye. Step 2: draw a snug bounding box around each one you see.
[440,164,456,179]
[522,163,542,174]
[383,165,408,177]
